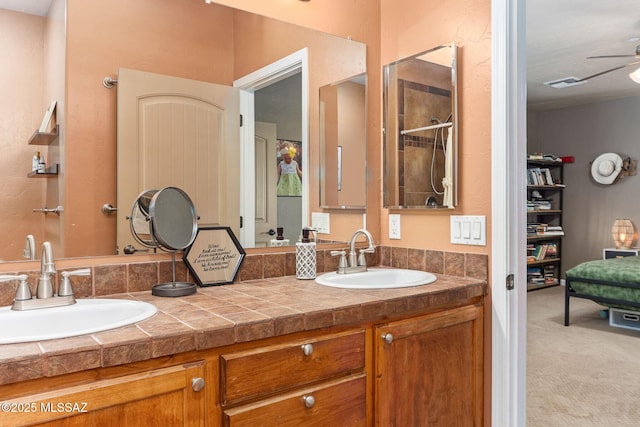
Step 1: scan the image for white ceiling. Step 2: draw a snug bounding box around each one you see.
[0,0,51,16]
[528,0,640,111]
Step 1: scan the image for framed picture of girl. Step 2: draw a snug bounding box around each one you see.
[276,139,303,196]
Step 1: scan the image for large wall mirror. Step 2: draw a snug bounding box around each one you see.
[0,0,367,262]
[319,73,367,209]
[383,43,458,209]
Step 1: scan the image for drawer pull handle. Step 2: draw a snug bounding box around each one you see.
[302,394,315,408]
[301,343,314,356]
[382,333,394,344]
[191,377,205,392]
[622,313,640,322]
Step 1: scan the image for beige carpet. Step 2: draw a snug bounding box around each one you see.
[527,285,640,426]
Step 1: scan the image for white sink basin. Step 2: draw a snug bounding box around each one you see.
[315,268,437,289]
[0,299,157,344]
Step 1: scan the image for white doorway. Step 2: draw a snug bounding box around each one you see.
[491,0,527,425]
[234,49,309,248]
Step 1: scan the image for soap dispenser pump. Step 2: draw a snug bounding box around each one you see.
[296,227,316,279]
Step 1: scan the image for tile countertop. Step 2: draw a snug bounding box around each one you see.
[0,274,486,386]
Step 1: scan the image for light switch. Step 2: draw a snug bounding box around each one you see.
[453,222,461,239]
[450,215,486,246]
[462,221,471,238]
[472,221,482,239]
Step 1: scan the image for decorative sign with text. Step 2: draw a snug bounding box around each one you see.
[183,226,245,286]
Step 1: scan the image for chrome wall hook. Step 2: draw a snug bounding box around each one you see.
[103,77,118,88]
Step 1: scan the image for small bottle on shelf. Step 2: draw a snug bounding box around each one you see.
[37,152,46,173]
[32,151,41,172]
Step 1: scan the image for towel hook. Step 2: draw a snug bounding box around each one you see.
[103,77,118,89]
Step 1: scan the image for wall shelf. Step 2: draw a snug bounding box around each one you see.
[28,124,59,146]
[27,164,59,177]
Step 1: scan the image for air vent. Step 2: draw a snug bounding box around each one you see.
[544,77,587,89]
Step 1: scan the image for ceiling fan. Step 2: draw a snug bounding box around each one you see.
[545,45,640,88]
[583,44,640,82]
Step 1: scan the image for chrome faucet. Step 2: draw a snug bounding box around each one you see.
[23,234,36,260]
[348,229,376,267]
[8,242,84,311]
[331,229,376,274]
[37,242,56,299]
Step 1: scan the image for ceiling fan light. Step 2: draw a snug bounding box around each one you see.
[629,67,640,84]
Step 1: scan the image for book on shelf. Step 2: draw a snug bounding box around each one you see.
[527,167,556,186]
[529,224,564,236]
[527,242,558,262]
[39,100,57,133]
[527,153,562,163]
[532,199,552,210]
[539,225,564,236]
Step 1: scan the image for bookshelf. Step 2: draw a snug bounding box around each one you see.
[527,156,564,291]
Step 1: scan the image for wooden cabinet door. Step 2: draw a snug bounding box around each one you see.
[3,361,206,427]
[375,304,484,427]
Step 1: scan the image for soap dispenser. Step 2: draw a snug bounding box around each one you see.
[296,227,316,279]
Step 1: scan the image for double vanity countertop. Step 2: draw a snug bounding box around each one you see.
[0,273,486,386]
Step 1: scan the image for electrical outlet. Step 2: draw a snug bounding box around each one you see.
[389,214,401,239]
[311,212,330,234]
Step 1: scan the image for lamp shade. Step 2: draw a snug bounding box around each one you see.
[630,67,640,84]
[612,218,635,249]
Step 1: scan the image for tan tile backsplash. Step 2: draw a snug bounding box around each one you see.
[0,246,487,301]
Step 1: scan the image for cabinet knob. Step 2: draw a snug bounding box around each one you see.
[302,394,315,408]
[381,333,394,344]
[191,377,205,392]
[301,343,314,356]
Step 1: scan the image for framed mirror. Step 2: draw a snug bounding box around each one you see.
[319,73,367,209]
[383,43,458,209]
[0,0,367,262]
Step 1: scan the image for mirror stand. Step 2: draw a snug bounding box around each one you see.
[152,252,196,297]
[129,187,199,297]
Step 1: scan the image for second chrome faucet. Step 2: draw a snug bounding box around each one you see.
[331,229,376,274]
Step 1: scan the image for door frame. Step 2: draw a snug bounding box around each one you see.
[491,0,527,425]
[234,48,309,248]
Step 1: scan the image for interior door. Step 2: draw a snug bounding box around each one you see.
[254,122,278,247]
[116,68,239,253]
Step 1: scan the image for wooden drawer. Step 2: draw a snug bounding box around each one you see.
[220,329,365,405]
[222,373,366,427]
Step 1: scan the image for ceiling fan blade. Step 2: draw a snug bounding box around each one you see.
[577,60,640,82]
[588,54,636,59]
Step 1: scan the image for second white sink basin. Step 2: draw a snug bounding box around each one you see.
[0,299,157,345]
[315,268,437,289]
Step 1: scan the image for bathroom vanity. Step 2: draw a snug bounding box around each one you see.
[0,274,485,426]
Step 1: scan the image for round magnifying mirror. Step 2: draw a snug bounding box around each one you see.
[148,187,198,251]
[129,187,199,297]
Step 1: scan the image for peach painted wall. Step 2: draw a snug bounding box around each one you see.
[213,0,383,244]
[43,0,66,259]
[64,0,234,257]
[0,9,46,260]
[381,2,492,423]
[232,9,368,243]
[380,0,492,254]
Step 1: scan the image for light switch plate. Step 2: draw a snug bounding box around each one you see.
[450,215,486,246]
[311,212,330,234]
[389,214,401,239]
